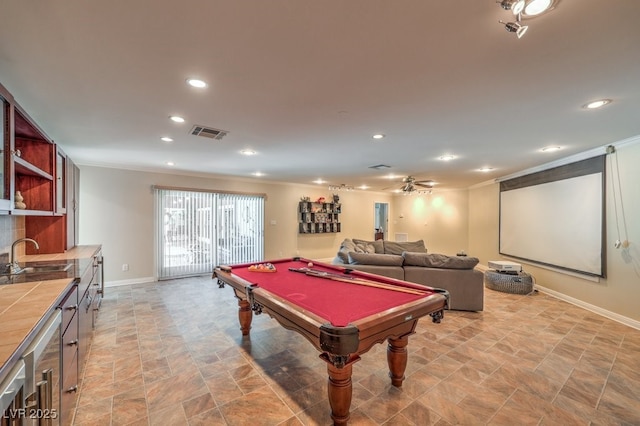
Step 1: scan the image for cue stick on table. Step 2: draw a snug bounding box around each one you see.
[289,267,428,296]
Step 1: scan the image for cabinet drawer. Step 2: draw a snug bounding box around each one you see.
[62,316,78,375]
[60,350,79,426]
[60,285,78,333]
[78,292,93,375]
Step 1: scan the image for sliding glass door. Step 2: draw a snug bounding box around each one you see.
[155,187,264,279]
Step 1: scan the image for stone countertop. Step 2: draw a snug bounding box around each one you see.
[0,245,101,385]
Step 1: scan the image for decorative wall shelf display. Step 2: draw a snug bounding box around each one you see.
[298,201,341,234]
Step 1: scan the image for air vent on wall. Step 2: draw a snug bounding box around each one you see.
[190,125,228,140]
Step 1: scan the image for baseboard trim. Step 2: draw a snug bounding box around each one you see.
[534,284,640,331]
[105,277,157,287]
[478,263,639,330]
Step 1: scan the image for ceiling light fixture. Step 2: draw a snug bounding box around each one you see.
[252,171,265,177]
[541,145,562,152]
[166,161,175,166]
[328,184,355,191]
[186,78,207,88]
[169,115,185,123]
[583,99,612,109]
[498,0,525,15]
[372,134,385,140]
[478,167,494,172]
[240,149,256,156]
[439,154,456,161]
[160,137,173,142]
[497,0,558,38]
[313,179,326,185]
[524,0,553,15]
[500,20,529,38]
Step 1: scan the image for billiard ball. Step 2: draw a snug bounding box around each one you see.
[307,262,313,268]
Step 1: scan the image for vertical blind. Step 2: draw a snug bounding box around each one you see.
[154,187,265,279]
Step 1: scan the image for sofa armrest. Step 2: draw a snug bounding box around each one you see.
[404,267,484,311]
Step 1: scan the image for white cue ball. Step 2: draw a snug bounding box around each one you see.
[307,262,313,268]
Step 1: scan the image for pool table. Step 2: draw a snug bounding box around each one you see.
[213,257,448,425]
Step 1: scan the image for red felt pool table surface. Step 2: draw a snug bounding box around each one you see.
[228,258,438,327]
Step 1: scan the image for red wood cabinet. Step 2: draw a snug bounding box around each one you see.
[1,80,79,253]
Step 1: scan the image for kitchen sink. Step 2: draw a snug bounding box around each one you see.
[20,263,74,273]
[0,262,75,285]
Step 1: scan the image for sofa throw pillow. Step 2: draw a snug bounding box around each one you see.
[402,252,479,269]
[337,239,357,262]
[353,238,384,254]
[383,240,427,255]
[348,252,404,266]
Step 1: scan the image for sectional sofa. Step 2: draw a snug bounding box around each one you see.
[332,238,484,311]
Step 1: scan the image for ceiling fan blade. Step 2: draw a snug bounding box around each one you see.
[414,182,434,188]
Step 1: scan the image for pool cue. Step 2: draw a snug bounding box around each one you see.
[288,268,427,296]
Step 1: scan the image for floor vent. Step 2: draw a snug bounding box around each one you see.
[190,125,228,140]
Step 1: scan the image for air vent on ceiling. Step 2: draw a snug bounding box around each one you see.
[190,125,228,140]
[369,164,391,170]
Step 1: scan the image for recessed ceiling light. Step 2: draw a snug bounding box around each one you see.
[583,99,612,109]
[439,154,456,161]
[358,185,370,190]
[313,179,326,184]
[161,137,173,142]
[478,167,494,172]
[166,161,175,166]
[240,149,256,156]
[169,115,185,123]
[186,78,207,88]
[541,146,562,153]
[372,134,385,140]
[252,171,265,177]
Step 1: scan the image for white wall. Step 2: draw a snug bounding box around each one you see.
[78,166,395,282]
[391,189,469,255]
[468,138,640,323]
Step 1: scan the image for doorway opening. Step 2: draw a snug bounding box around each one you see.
[374,202,388,240]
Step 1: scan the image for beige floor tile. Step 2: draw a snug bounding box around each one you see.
[72,276,640,425]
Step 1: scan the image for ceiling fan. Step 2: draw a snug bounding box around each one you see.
[389,176,436,193]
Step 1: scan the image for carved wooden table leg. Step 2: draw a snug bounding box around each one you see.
[237,299,252,336]
[326,362,353,425]
[387,335,409,386]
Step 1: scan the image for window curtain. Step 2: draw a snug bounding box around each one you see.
[154,187,264,279]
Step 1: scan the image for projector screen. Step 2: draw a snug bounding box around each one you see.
[499,156,606,277]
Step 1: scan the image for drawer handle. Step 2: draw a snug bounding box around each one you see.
[67,339,78,346]
[66,385,78,393]
[66,304,78,311]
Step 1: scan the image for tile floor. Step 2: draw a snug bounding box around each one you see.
[72,275,640,425]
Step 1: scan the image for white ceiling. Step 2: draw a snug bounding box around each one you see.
[1,1,639,192]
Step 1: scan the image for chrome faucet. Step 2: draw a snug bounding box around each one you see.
[7,238,40,274]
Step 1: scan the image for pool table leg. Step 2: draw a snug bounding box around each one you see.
[387,335,409,387]
[237,299,253,336]
[326,362,353,425]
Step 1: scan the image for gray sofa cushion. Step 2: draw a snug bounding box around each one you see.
[383,240,427,255]
[348,252,404,266]
[403,252,479,269]
[353,238,384,254]
[342,264,405,280]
